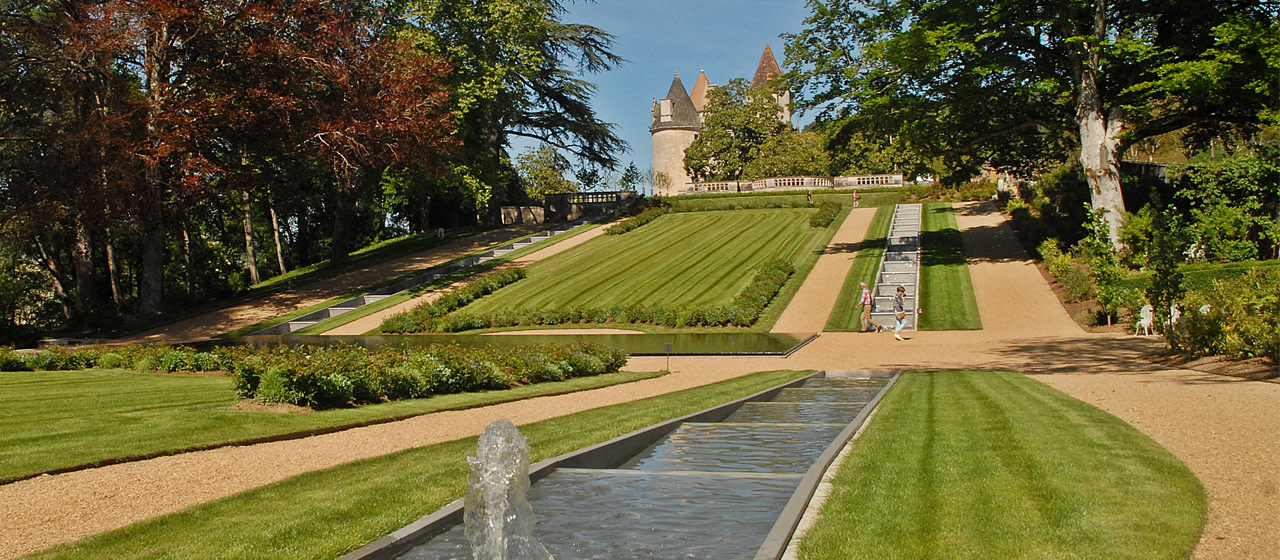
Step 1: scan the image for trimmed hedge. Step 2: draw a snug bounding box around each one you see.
[380,267,526,333]
[385,259,796,333]
[605,206,669,235]
[809,201,841,228]
[227,343,629,409]
[607,198,845,235]
[0,342,630,410]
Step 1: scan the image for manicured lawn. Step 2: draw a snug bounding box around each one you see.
[26,369,813,560]
[918,202,982,330]
[463,208,836,315]
[825,205,895,331]
[799,370,1206,560]
[0,368,663,483]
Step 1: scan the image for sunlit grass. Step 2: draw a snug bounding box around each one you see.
[798,370,1205,560]
[25,370,812,560]
[0,368,663,483]
[918,202,982,330]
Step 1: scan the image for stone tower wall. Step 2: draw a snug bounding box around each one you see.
[651,129,698,197]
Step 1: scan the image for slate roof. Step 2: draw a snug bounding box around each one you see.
[651,72,702,132]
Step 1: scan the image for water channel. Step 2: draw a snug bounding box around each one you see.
[355,371,896,560]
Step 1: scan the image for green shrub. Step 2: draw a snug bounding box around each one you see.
[809,201,842,228]
[0,346,29,371]
[1169,268,1279,362]
[605,207,669,235]
[96,353,125,369]
[382,267,527,333]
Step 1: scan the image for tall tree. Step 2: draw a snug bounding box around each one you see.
[516,145,577,199]
[786,0,1279,245]
[683,78,792,181]
[404,0,626,215]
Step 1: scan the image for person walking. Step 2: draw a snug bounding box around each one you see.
[892,285,908,341]
[852,189,860,208]
[859,282,883,333]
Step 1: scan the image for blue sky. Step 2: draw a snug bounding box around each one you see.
[512,0,814,189]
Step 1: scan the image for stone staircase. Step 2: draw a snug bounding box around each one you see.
[869,204,922,330]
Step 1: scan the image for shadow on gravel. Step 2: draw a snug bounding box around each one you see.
[987,335,1257,384]
[824,234,887,256]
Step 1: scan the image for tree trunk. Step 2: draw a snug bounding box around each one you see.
[104,227,122,310]
[1071,0,1126,249]
[329,184,355,267]
[35,239,71,320]
[181,223,193,295]
[1076,103,1127,247]
[242,190,260,285]
[269,202,287,276]
[71,216,98,319]
[138,221,165,315]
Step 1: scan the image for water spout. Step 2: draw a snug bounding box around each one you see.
[464,419,554,560]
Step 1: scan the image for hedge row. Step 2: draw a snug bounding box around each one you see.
[388,259,796,333]
[809,201,842,228]
[0,342,630,409]
[380,267,526,333]
[227,343,629,409]
[607,199,845,236]
[0,343,227,373]
[605,206,669,235]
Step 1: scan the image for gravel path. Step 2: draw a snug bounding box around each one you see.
[2,202,1275,559]
[115,224,547,344]
[771,207,876,333]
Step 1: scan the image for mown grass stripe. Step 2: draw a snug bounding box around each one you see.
[465,209,824,313]
[798,370,1205,560]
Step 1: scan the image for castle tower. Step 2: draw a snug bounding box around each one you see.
[650,73,701,197]
[750,44,792,123]
[690,70,712,115]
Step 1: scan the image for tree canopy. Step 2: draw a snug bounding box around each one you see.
[785,0,1280,244]
[683,78,792,181]
[0,0,624,340]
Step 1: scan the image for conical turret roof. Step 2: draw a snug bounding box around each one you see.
[691,71,711,112]
[751,44,783,90]
[651,72,702,131]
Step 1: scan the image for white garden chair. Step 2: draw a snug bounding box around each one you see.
[1135,304,1154,336]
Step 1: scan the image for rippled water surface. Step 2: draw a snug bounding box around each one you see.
[402,470,800,560]
[396,374,895,560]
[623,423,845,474]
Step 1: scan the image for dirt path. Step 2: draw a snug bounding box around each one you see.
[771,208,876,333]
[2,202,1275,560]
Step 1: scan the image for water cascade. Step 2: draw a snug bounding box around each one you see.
[464,420,554,560]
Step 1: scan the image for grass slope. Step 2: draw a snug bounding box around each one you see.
[26,370,813,560]
[825,205,895,331]
[918,203,982,330]
[799,370,1206,560]
[464,208,832,313]
[0,368,662,483]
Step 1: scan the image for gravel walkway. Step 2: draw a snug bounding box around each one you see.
[2,202,1275,559]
